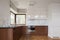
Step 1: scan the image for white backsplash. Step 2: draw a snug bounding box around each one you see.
[26,16,48,25]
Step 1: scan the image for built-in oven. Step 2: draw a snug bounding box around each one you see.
[30,26,35,32]
[27,26,35,33]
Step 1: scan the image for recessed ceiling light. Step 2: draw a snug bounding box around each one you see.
[40,15,46,18]
[35,15,39,18]
[29,1,36,6]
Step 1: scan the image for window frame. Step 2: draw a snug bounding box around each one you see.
[15,14,26,25]
[10,11,15,24]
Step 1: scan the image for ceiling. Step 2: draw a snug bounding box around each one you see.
[11,0,30,9]
[11,0,60,9]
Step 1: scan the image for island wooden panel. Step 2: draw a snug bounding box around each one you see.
[0,26,27,40]
[0,29,13,40]
[0,29,8,40]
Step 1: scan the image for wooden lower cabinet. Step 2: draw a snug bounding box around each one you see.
[0,26,48,40]
[29,26,48,36]
[0,29,13,40]
[0,26,27,40]
[21,26,27,35]
[35,26,48,36]
[13,27,22,40]
[13,26,27,40]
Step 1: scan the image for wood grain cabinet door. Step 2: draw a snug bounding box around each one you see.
[21,26,27,35]
[35,26,48,36]
[0,29,13,40]
[13,27,22,40]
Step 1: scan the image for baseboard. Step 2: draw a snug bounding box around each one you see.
[48,35,60,39]
[53,37,60,39]
[48,34,53,38]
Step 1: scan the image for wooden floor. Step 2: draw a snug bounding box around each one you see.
[19,35,60,40]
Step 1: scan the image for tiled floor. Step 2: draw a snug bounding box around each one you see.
[19,35,60,40]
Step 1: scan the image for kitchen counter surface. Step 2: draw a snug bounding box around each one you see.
[0,25,27,29]
[0,25,48,28]
[0,27,18,29]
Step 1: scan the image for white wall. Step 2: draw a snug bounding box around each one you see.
[0,0,10,27]
[48,3,60,38]
[26,15,48,25]
[26,0,50,25]
[27,0,50,18]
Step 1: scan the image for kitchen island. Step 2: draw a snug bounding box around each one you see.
[0,26,27,40]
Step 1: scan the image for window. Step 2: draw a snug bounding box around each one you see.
[10,12,26,25]
[10,11,15,24]
[16,14,26,25]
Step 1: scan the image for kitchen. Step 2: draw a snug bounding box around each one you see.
[0,0,60,40]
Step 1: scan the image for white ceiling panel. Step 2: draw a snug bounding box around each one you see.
[11,0,60,9]
[11,0,30,9]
